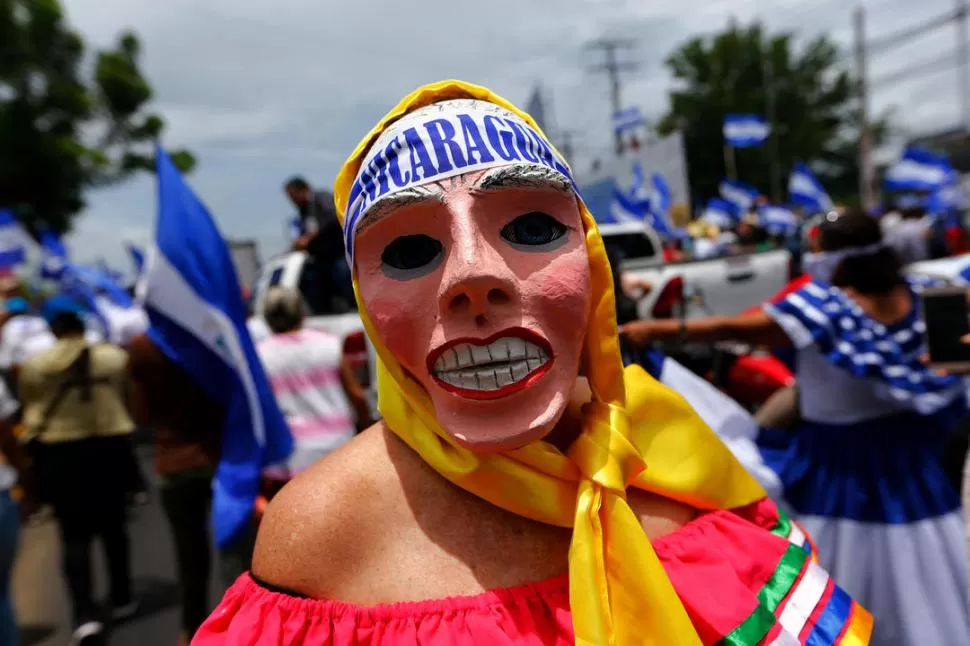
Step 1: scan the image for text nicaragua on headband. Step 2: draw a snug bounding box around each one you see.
[343,100,575,263]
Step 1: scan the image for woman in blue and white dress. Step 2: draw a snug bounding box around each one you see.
[621,210,969,646]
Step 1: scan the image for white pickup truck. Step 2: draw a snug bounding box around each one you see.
[249,252,376,412]
[599,223,793,320]
[906,253,970,282]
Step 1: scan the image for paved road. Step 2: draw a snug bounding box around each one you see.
[12,443,226,646]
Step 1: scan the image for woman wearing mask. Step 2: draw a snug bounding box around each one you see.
[195,82,869,645]
[623,209,968,646]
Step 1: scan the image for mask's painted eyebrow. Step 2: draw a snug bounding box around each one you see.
[471,165,572,195]
[356,185,446,235]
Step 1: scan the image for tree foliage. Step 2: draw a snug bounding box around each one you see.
[0,0,194,235]
[657,22,888,205]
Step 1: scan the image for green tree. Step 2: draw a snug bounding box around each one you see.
[0,0,194,235]
[657,22,888,206]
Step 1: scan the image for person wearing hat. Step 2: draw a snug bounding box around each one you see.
[19,295,137,645]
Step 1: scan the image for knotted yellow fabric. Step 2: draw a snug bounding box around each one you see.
[334,80,767,646]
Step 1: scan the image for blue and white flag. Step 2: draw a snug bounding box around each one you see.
[0,210,28,269]
[72,263,134,307]
[140,147,292,547]
[758,205,799,237]
[647,172,678,239]
[609,185,649,224]
[700,198,740,230]
[39,231,68,281]
[719,179,759,212]
[884,147,952,192]
[127,242,146,275]
[612,106,645,135]
[650,172,671,218]
[723,114,770,148]
[788,162,833,213]
[629,162,651,202]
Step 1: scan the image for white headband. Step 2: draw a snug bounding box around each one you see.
[342,99,574,264]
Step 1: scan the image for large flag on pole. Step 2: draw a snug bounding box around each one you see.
[140,146,292,547]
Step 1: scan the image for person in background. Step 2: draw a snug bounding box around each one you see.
[622,210,968,645]
[884,196,932,265]
[284,177,354,313]
[0,372,25,646]
[0,296,50,374]
[19,296,138,646]
[127,332,224,646]
[256,287,369,504]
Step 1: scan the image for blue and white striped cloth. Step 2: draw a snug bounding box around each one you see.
[763,276,964,415]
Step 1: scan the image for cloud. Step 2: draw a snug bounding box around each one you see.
[59,0,965,270]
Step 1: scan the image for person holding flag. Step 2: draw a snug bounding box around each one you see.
[135,148,292,643]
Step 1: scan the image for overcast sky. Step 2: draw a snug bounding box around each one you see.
[60,0,965,272]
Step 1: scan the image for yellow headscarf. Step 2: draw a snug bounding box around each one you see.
[334,80,765,646]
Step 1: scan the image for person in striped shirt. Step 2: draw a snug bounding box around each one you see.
[256,287,369,487]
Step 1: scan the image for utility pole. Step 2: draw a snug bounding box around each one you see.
[854,7,876,211]
[958,0,970,131]
[762,38,783,202]
[586,38,639,157]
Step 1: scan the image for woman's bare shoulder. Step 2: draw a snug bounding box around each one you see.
[252,423,415,595]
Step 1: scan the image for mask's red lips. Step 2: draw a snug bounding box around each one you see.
[426,328,554,401]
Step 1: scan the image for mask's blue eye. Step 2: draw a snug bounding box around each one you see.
[382,235,443,271]
[500,212,567,248]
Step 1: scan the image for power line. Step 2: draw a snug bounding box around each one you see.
[867,7,963,56]
[585,38,639,157]
[870,51,960,89]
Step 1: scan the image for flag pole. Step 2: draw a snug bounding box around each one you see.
[724,143,738,181]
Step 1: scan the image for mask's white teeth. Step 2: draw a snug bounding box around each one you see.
[511,360,530,381]
[471,345,492,365]
[495,366,515,388]
[476,369,498,391]
[456,345,473,368]
[488,339,510,361]
[431,336,552,394]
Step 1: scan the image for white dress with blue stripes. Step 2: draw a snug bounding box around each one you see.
[761,277,969,646]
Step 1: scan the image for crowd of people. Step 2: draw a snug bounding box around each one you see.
[2,80,970,646]
[0,276,365,645]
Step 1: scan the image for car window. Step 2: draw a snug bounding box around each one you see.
[603,233,656,263]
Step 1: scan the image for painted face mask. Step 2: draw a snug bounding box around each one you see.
[334,80,766,646]
[351,100,590,451]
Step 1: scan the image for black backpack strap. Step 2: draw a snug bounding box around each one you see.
[36,346,111,435]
